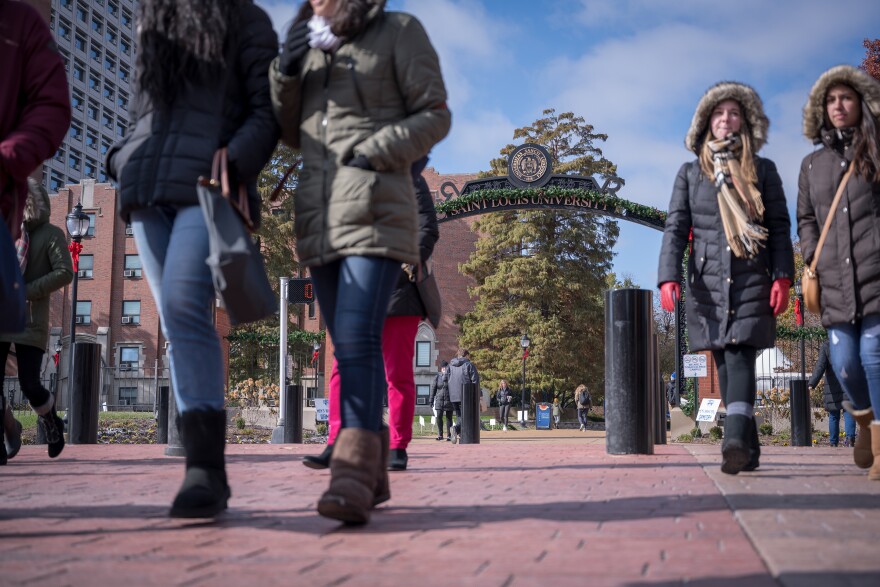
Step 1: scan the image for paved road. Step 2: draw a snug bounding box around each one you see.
[1,430,878,586]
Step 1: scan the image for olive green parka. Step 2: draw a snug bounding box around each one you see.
[269,3,450,267]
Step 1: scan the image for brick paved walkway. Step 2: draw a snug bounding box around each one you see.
[1,430,879,586]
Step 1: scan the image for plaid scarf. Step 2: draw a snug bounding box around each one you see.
[15,224,28,273]
[708,134,767,259]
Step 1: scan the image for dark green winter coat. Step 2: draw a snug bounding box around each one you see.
[0,182,72,350]
[269,3,450,267]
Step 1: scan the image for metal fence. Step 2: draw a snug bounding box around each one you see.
[755,333,826,396]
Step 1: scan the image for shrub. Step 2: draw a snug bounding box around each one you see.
[315,422,328,436]
[758,422,773,436]
[690,426,703,438]
[708,426,723,440]
[236,416,246,430]
[677,433,693,442]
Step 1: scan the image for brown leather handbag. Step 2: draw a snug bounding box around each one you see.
[802,162,854,314]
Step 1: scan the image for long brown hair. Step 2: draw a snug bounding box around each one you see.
[293,0,381,39]
[698,117,758,185]
[136,0,240,108]
[851,98,880,182]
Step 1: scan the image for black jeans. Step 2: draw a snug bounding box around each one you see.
[711,345,757,407]
[499,404,511,425]
[437,409,453,437]
[452,401,462,432]
[0,342,52,409]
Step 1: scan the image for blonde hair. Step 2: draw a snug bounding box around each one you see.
[698,117,757,185]
[575,384,587,394]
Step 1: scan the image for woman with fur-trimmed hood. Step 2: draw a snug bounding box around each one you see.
[796,65,880,480]
[658,82,795,476]
[0,179,72,464]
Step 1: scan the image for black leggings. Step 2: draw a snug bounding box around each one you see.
[499,404,511,425]
[711,345,757,407]
[452,401,462,431]
[0,342,52,409]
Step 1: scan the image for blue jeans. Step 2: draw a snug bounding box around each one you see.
[310,256,400,432]
[130,206,224,412]
[827,409,856,446]
[827,315,880,412]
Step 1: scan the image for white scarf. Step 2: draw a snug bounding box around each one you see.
[308,16,341,52]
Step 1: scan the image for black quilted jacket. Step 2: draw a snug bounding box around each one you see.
[106,1,279,229]
[657,158,794,351]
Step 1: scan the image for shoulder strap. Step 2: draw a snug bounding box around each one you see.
[808,162,854,274]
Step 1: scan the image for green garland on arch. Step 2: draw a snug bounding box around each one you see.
[435,187,667,225]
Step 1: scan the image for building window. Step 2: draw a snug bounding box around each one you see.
[116,122,126,137]
[84,158,97,178]
[104,56,115,72]
[72,60,85,82]
[75,300,91,324]
[102,84,114,100]
[89,44,100,62]
[88,75,100,90]
[108,2,118,17]
[74,34,86,52]
[120,39,130,56]
[117,96,128,110]
[54,148,65,163]
[49,176,62,193]
[416,384,431,404]
[122,301,141,325]
[118,66,129,82]
[98,171,107,182]
[90,15,103,34]
[101,111,112,128]
[119,347,139,370]
[86,131,98,149]
[121,9,132,28]
[68,152,81,170]
[77,254,93,278]
[76,4,87,23]
[71,90,84,111]
[57,18,72,40]
[309,303,316,319]
[86,213,96,237]
[118,387,137,406]
[69,124,82,140]
[123,255,142,278]
[87,105,98,120]
[100,141,111,155]
[416,341,431,367]
[60,0,73,11]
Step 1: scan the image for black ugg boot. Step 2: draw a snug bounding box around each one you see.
[303,444,333,470]
[38,407,65,459]
[742,417,760,472]
[721,414,752,475]
[388,448,408,471]
[169,410,230,519]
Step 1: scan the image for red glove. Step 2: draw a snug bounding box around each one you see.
[660,282,681,312]
[769,278,792,316]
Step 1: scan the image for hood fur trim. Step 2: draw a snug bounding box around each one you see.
[685,82,769,154]
[803,65,880,141]
[24,177,50,226]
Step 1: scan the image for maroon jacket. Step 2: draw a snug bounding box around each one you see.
[0,0,71,239]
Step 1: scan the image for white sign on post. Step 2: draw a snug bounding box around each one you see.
[696,398,722,422]
[314,398,329,422]
[683,354,708,378]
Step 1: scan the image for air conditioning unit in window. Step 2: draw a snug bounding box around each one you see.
[123,270,136,278]
[125,227,133,235]
[75,316,84,324]
[118,364,130,371]
[121,316,132,324]
[77,270,89,278]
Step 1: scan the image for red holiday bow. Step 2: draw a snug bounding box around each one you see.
[522,348,529,361]
[794,297,803,326]
[68,241,83,272]
[311,350,320,365]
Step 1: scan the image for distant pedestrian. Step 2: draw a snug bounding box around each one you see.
[809,340,856,447]
[106,0,279,518]
[496,380,514,430]
[429,361,453,441]
[796,65,880,480]
[666,372,678,407]
[658,81,795,475]
[0,180,72,464]
[270,0,450,524]
[575,384,592,431]
[552,398,561,428]
[447,349,480,444]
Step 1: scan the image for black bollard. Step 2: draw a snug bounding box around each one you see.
[653,334,667,445]
[164,392,185,457]
[156,386,169,444]
[790,379,812,447]
[68,342,100,444]
[605,288,655,455]
[460,381,480,444]
[283,384,303,444]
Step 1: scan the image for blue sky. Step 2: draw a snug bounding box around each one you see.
[256,0,879,290]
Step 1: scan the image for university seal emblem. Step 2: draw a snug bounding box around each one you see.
[508,144,552,188]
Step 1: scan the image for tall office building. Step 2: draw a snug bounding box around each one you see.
[42,0,136,192]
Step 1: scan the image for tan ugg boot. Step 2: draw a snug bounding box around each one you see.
[850,407,875,469]
[373,426,390,507]
[869,423,880,481]
[318,428,381,524]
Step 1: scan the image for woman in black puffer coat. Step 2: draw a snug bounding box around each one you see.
[658,82,794,475]
[797,65,880,480]
[106,0,279,519]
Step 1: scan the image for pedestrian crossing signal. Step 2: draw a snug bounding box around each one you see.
[288,278,314,304]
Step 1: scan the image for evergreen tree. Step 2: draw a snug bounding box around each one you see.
[458,109,620,406]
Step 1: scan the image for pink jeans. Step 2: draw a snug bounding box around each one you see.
[327,315,421,450]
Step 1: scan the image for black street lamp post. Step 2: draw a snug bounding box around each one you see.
[794,279,806,382]
[65,202,90,402]
[520,333,530,428]
[312,340,322,392]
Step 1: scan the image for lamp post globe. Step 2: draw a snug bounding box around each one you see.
[520,333,530,427]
